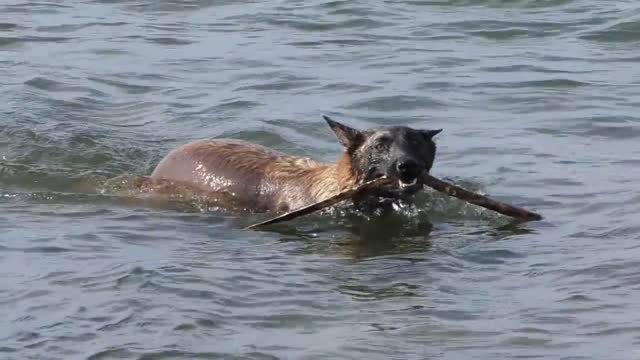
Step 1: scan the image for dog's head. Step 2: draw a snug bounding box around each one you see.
[324,115,441,200]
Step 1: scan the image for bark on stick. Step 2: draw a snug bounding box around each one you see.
[421,173,542,221]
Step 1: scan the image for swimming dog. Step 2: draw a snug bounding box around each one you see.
[148,116,442,213]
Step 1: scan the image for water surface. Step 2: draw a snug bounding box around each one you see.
[1,0,640,359]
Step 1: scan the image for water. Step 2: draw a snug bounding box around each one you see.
[2,0,640,358]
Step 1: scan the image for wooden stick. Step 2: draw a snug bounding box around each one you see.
[420,173,542,221]
[245,173,542,230]
[244,176,392,229]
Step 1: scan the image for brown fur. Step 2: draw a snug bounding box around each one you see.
[148,139,359,213]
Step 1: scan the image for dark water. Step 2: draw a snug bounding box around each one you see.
[2,0,640,359]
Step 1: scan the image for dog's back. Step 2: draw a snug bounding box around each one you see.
[149,139,338,212]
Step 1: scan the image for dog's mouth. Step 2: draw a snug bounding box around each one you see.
[364,170,423,199]
[398,177,418,189]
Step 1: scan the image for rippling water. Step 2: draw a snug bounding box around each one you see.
[2,0,640,359]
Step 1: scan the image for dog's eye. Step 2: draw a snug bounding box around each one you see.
[374,141,387,151]
[374,136,391,151]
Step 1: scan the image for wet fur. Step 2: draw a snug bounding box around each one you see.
[148,139,358,212]
[147,116,441,214]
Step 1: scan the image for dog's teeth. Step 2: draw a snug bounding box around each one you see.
[398,178,417,188]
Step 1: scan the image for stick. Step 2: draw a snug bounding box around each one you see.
[244,173,542,230]
[244,176,392,229]
[420,173,542,221]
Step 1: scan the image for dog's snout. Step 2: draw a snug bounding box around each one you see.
[396,158,420,178]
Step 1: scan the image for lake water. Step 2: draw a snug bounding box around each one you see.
[2,0,640,359]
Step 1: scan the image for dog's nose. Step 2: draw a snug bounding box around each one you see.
[396,158,420,178]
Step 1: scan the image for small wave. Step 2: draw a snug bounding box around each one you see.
[402,0,576,8]
[288,38,379,47]
[86,348,135,360]
[0,35,72,48]
[346,95,446,112]
[0,289,51,306]
[441,20,570,39]
[234,79,318,92]
[560,115,640,139]
[24,77,107,99]
[580,17,640,43]
[144,37,194,46]
[461,248,526,265]
[479,64,592,74]
[265,17,392,32]
[35,22,128,33]
[0,22,19,30]
[470,79,590,89]
[3,2,71,14]
[136,349,279,360]
[583,325,640,337]
[87,77,163,95]
[0,245,73,253]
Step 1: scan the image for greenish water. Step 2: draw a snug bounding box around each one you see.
[1,1,640,359]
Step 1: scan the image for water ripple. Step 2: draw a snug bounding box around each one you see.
[0,35,72,47]
[580,17,640,42]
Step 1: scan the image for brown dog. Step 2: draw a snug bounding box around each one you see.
[148,116,442,213]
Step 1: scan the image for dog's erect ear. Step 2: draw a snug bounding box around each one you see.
[323,115,364,148]
[421,129,443,140]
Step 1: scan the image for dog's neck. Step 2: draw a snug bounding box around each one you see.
[335,151,360,190]
[299,151,360,202]
[263,151,360,210]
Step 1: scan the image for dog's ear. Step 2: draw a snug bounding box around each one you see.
[421,129,442,140]
[323,115,364,148]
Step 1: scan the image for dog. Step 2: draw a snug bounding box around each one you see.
[147,115,442,213]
